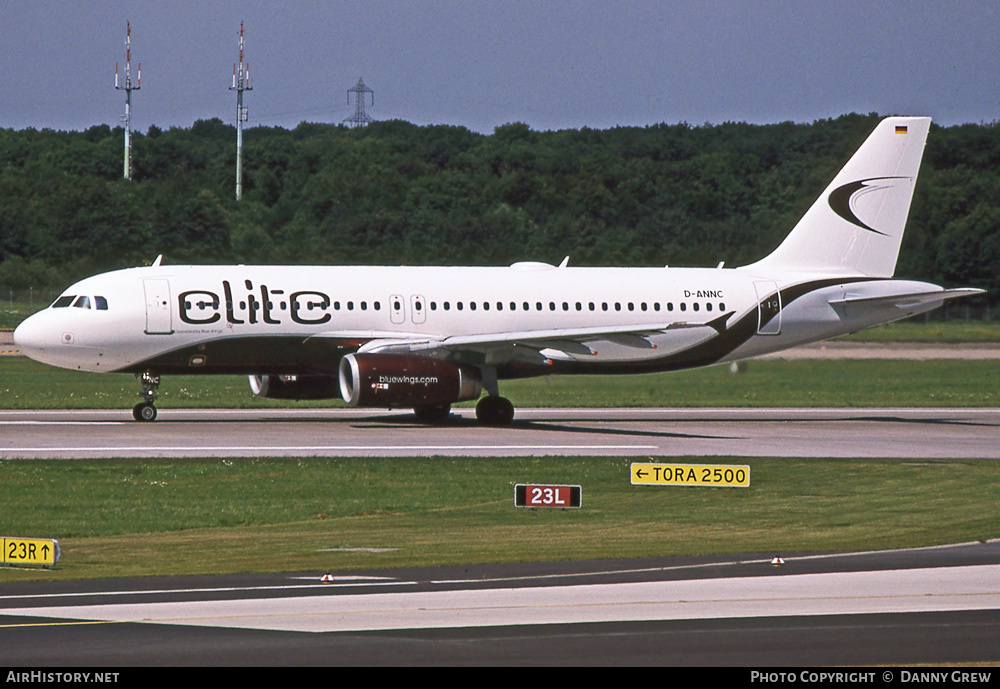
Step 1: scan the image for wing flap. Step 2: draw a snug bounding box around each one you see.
[305,313,737,365]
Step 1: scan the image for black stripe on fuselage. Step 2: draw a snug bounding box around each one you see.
[116,277,877,379]
[498,276,878,379]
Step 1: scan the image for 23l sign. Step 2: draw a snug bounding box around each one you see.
[515,484,582,509]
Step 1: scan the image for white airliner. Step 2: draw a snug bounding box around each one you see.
[13,117,983,423]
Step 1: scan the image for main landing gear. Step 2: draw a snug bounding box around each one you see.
[413,403,452,423]
[132,371,160,422]
[412,397,515,425]
[475,396,515,425]
[473,366,515,425]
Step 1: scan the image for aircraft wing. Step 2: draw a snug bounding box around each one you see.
[320,312,734,365]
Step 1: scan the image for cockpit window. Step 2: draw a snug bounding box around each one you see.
[95,296,108,310]
[72,296,91,309]
[52,296,75,308]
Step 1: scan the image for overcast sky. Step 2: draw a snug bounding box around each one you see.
[2,1,998,134]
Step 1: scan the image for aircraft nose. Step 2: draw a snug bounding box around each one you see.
[13,312,50,359]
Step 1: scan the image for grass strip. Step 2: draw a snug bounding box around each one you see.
[1,456,997,581]
[2,358,1000,409]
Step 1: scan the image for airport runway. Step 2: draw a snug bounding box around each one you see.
[1,407,999,459]
[2,542,999,665]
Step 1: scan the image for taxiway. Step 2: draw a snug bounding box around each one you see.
[2,542,999,665]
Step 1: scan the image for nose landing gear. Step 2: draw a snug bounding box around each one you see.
[132,371,160,422]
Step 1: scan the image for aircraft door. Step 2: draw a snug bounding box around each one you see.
[143,278,173,335]
[411,295,426,324]
[389,295,405,324]
[754,280,781,335]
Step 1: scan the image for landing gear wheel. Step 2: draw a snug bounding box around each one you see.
[414,403,452,424]
[133,371,161,422]
[475,396,515,425]
[133,403,157,422]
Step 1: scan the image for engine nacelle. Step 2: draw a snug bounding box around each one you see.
[338,353,482,408]
[248,374,340,400]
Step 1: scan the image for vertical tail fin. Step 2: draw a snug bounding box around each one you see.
[745,117,931,277]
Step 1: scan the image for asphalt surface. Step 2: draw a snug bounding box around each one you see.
[2,406,999,459]
[2,542,999,665]
[3,339,998,666]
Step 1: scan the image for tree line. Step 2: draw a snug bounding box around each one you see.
[0,113,997,305]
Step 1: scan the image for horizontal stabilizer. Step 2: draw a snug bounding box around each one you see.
[829,287,984,311]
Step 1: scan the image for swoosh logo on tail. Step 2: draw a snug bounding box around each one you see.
[828,177,908,236]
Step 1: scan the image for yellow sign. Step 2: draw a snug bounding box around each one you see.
[2,537,60,567]
[631,463,750,487]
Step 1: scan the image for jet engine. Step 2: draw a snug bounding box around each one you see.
[338,353,482,408]
[248,374,341,400]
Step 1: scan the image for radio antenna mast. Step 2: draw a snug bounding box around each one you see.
[343,77,374,128]
[115,22,141,180]
[229,21,253,200]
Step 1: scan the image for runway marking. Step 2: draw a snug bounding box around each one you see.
[3,407,999,417]
[0,581,416,602]
[4,565,998,633]
[1,444,660,453]
[0,421,125,426]
[3,542,995,604]
[0,619,121,629]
